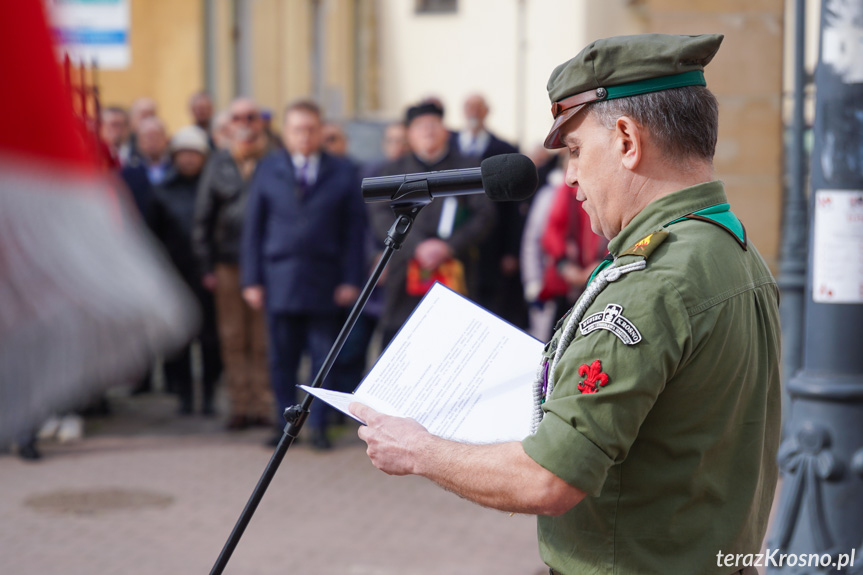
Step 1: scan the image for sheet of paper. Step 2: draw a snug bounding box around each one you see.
[299,386,395,424]
[301,282,543,444]
[812,190,863,303]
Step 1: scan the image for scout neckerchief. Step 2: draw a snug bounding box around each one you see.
[531,203,746,433]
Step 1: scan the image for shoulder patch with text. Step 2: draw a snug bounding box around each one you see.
[579,303,642,345]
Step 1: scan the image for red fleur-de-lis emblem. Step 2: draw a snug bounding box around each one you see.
[578,360,609,394]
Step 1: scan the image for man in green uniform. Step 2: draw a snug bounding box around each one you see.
[351,33,780,575]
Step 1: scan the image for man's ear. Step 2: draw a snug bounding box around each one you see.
[614,116,642,171]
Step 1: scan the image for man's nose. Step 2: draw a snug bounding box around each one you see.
[565,163,578,188]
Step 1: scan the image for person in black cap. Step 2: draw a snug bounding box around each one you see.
[352,34,780,575]
[368,101,496,347]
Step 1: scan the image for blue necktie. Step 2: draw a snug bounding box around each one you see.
[296,159,308,198]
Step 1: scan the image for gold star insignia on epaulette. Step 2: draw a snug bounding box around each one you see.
[619,230,669,259]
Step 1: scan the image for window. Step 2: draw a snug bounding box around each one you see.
[415,0,457,14]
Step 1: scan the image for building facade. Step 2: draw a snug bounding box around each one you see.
[94,0,787,268]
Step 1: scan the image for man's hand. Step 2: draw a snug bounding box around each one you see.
[351,401,586,515]
[414,238,452,270]
[350,403,431,476]
[243,285,265,310]
[334,284,360,307]
[202,273,218,291]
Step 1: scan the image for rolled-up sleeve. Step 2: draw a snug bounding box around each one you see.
[523,409,615,496]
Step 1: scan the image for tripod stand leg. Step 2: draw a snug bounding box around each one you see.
[209,212,417,575]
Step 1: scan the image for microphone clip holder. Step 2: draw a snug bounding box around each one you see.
[382,180,432,250]
[390,178,432,207]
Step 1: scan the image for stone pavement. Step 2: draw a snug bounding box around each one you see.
[0,390,545,575]
[1,387,780,575]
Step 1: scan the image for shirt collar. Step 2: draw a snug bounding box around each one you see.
[607,180,728,256]
[291,152,320,183]
[458,129,490,156]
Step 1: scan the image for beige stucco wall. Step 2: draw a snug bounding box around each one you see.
[376,0,592,149]
[98,0,204,134]
[209,0,235,114]
[637,0,785,269]
[96,0,360,133]
[245,0,358,126]
[322,0,357,119]
[782,0,820,125]
[248,0,312,123]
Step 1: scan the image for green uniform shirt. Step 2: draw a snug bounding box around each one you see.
[522,181,781,575]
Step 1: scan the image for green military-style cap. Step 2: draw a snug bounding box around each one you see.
[544,33,724,149]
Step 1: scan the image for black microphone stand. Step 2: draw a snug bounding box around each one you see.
[209,183,433,575]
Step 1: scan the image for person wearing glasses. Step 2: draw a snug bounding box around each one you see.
[193,97,275,433]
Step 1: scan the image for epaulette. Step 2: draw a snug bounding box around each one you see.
[666,203,747,250]
[619,229,670,259]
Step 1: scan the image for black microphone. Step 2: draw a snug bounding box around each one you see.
[362,153,538,204]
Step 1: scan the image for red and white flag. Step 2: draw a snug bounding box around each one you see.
[0,1,197,442]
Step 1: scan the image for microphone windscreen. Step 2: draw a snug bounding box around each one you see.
[480,153,538,202]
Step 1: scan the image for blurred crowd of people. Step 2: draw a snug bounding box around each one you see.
[24,89,607,457]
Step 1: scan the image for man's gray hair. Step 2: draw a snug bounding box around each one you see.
[587,86,718,162]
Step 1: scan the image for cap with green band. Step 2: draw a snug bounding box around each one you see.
[543,33,724,149]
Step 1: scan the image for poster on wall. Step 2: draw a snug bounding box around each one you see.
[45,0,130,69]
[812,190,863,304]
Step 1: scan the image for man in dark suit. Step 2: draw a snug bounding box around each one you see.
[455,94,529,328]
[370,102,496,346]
[454,94,519,161]
[241,100,367,449]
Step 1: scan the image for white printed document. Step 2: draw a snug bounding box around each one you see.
[301,283,543,444]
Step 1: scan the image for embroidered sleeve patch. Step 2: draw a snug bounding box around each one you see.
[579,303,642,345]
[578,360,609,394]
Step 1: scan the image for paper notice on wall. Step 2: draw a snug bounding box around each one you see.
[812,190,863,303]
[301,283,543,444]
